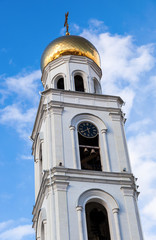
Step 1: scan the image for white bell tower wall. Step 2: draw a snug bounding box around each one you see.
[32,54,143,240]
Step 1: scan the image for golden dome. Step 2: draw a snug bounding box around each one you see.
[41,35,101,71]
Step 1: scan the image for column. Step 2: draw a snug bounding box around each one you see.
[101,129,111,171]
[43,219,47,240]
[69,125,79,168]
[112,208,121,240]
[34,158,40,199]
[76,206,84,240]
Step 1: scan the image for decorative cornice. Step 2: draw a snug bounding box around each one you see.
[109,112,126,123]
[52,180,69,192]
[46,103,64,115]
[42,88,124,105]
[120,186,139,199]
[109,112,122,121]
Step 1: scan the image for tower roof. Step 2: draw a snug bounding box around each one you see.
[41,35,101,71]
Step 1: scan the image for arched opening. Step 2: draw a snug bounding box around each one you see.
[74,75,84,92]
[57,77,64,89]
[85,202,111,240]
[78,121,102,171]
[41,222,45,240]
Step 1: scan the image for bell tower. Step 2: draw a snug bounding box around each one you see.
[31,32,144,240]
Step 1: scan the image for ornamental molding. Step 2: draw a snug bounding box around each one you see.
[120,186,138,199]
[109,112,126,123]
[45,103,64,115]
[76,188,119,211]
[52,180,69,192]
[70,113,107,130]
[42,89,124,107]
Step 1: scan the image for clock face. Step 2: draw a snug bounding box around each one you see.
[78,122,98,138]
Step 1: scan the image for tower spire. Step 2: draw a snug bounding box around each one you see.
[64,11,70,35]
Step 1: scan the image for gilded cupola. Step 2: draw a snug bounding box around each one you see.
[41,35,101,71]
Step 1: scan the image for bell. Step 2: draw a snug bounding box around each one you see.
[84,148,89,153]
[90,149,96,154]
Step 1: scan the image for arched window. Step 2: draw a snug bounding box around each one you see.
[77,121,102,171]
[74,75,84,92]
[85,202,111,240]
[57,77,64,89]
[41,222,45,240]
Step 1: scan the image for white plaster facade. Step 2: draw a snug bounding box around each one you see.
[31,55,143,240]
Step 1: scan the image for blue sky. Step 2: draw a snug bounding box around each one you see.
[0,0,156,239]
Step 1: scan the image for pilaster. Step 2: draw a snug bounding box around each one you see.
[49,106,64,167]
[76,206,84,240]
[121,187,143,240]
[109,112,131,172]
[69,125,78,168]
[101,128,111,171]
[53,180,69,240]
[112,208,121,240]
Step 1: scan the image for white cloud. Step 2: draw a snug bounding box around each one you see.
[0,221,13,232]
[0,89,9,104]
[0,105,36,124]
[128,131,156,193]
[0,70,42,140]
[0,104,37,140]
[81,27,155,116]
[20,155,33,161]
[71,23,80,33]
[89,19,105,28]
[88,19,108,33]
[0,219,34,240]
[143,75,156,97]
[127,118,152,133]
[82,31,154,83]
[5,70,41,101]
[0,224,34,240]
[143,197,156,221]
